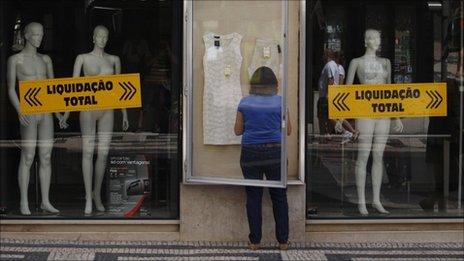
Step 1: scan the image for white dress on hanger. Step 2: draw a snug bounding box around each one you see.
[203,32,243,145]
[248,38,280,80]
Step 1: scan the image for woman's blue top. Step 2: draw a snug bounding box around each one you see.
[237,95,282,144]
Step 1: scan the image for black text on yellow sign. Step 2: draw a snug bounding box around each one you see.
[19,73,142,114]
[328,83,447,119]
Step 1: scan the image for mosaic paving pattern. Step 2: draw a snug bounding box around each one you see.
[1,239,463,260]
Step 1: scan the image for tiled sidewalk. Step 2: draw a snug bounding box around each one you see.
[1,238,463,260]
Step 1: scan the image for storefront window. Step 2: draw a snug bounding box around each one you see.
[183,1,303,187]
[306,0,463,218]
[0,0,182,218]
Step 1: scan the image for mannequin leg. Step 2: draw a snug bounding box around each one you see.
[371,119,391,214]
[80,112,96,214]
[93,110,114,212]
[355,119,375,215]
[18,121,38,215]
[37,114,58,213]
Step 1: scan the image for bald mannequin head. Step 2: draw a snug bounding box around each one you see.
[92,25,109,49]
[364,29,381,50]
[93,25,109,36]
[23,22,44,49]
[24,22,43,35]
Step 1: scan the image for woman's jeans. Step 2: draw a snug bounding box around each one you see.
[240,143,289,244]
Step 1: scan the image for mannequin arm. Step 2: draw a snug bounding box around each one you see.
[44,55,54,78]
[56,112,70,129]
[383,58,403,132]
[73,55,83,77]
[393,118,403,132]
[7,56,30,126]
[121,109,129,131]
[43,55,67,128]
[385,58,391,84]
[57,55,84,129]
[114,56,128,130]
[114,56,121,74]
[345,59,358,85]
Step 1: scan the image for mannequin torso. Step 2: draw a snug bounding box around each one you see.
[79,53,117,76]
[10,53,51,123]
[13,53,48,80]
[76,52,120,119]
[351,56,390,84]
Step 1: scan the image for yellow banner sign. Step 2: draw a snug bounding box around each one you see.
[328,83,447,119]
[19,73,141,114]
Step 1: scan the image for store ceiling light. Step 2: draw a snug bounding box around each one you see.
[426,1,442,11]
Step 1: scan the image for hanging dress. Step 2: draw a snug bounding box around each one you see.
[202,32,243,145]
[248,38,280,80]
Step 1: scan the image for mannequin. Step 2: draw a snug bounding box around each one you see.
[7,22,66,215]
[61,25,128,214]
[346,29,403,215]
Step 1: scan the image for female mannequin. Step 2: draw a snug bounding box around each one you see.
[62,25,128,214]
[346,29,403,215]
[7,22,66,215]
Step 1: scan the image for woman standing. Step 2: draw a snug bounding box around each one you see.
[234,66,290,250]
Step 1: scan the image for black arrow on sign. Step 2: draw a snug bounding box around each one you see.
[33,87,42,106]
[332,92,350,112]
[119,82,128,101]
[431,90,439,109]
[332,93,342,111]
[433,90,443,109]
[23,88,34,106]
[23,87,42,107]
[126,82,137,100]
[119,82,137,101]
[426,91,433,108]
[426,90,443,109]
[340,93,350,111]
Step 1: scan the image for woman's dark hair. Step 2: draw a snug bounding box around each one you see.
[249,66,278,95]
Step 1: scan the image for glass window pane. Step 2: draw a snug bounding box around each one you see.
[186,1,291,187]
[306,0,463,219]
[0,0,182,218]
